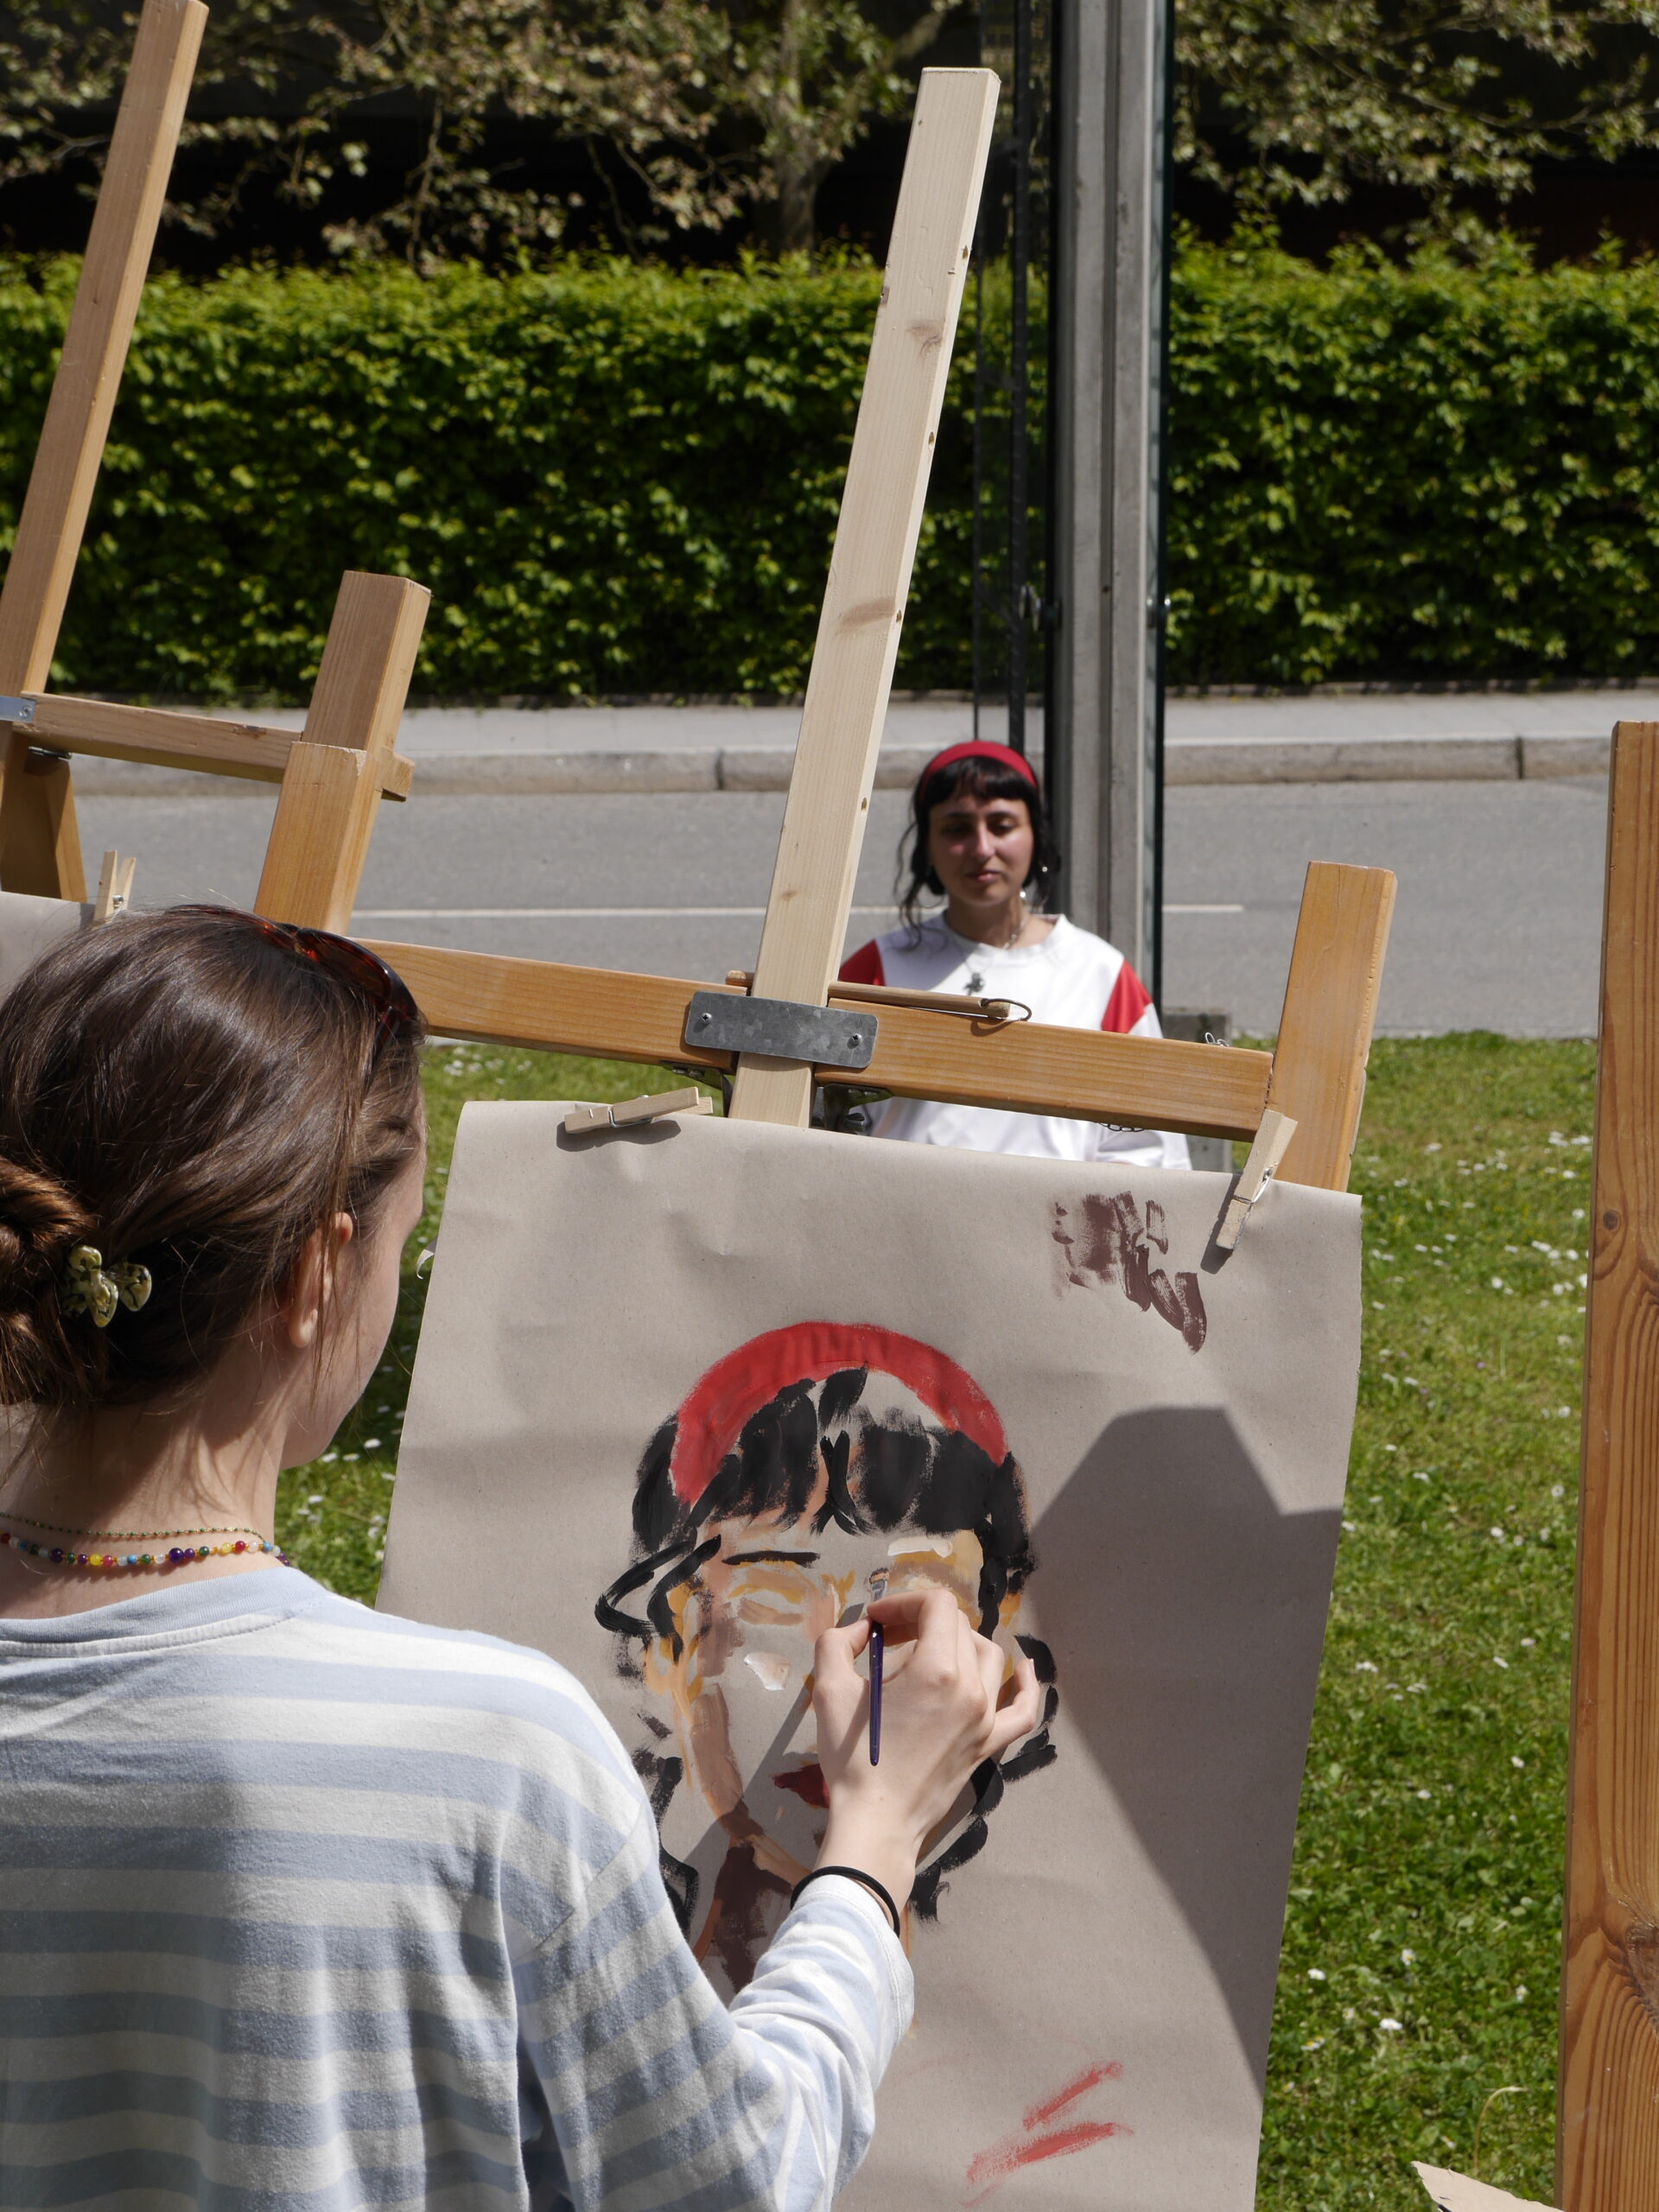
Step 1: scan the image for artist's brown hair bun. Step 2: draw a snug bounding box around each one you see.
[0,1154,96,1405]
[0,905,426,1414]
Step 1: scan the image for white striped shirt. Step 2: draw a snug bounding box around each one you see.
[0,1568,912,2209]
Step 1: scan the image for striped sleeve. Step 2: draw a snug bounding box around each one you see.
[838,941,885,987]
[516,1807,910,2212]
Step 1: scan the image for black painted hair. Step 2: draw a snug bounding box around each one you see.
[597,1365,1060,1923]
[896,752,1063,936]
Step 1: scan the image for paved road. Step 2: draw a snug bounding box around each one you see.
[79,772,1610,1037]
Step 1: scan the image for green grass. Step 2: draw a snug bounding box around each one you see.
[276,1033,1592,2211]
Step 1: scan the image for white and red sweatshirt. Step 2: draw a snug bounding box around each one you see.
[839,913,1192,1170]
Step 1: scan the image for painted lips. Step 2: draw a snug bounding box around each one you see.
[772,1764,829,1808]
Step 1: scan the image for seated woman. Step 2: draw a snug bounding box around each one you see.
[0,906,1039,2209]
[841,740,1191,1168]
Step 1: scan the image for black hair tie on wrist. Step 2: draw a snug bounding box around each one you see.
[791,1864,903,1940]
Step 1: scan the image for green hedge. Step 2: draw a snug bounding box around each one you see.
[1169,238,1659,685]
[0,258,928,699]
[3,243,1659,697]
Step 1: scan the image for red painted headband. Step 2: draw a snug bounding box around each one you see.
[921,739,1040,794]
[668,1320,1009,1505]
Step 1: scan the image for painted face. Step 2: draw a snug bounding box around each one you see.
[642,1448,1025,1892]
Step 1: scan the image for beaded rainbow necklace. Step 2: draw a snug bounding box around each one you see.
[0,1510,289,1572]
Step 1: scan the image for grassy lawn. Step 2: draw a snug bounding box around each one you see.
[275,1033,1592,2212]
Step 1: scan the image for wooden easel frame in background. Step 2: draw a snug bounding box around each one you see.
[350,67,1395,1193]
[1559,718,1659,2210]
[0,0,429,933]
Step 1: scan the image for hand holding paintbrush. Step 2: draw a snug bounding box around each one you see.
[796,1589,1040,1941]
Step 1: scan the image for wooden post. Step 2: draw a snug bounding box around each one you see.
[728,68,999,1127]
[1558,721,1659,2211]
[0,0,206,898]
[1264,860,1397,1193]
[254,572,429,931]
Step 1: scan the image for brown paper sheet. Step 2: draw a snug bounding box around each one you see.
[1414,2163,1561,2211]
[0,891,90,1001]
[382,1106,1362,2210]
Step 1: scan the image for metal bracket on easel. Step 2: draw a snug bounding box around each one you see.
[684,989,879,1071]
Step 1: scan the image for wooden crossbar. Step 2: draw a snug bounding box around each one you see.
[0,694,413,798]
[365,848,1395,1185]
[362,939,1281,1143]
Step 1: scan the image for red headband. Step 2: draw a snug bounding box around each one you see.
[668,1320,1009,1506]
[921,739,1039,794]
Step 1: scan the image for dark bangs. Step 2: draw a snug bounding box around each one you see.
[896,753,1062,934]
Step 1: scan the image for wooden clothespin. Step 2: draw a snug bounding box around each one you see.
[563,1086,715,1139]
[1214,1109,1298,1252]
[92,850,137,924]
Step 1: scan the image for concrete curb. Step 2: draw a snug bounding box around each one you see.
[68,732,1612,798]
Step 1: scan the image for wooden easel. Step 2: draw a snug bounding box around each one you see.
[1558,719,1659,2210]
[0,0,428,934]
[343,67,1394,1192]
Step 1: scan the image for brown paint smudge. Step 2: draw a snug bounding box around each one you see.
[1052,1194,1208,1351]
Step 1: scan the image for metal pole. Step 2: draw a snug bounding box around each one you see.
[1007,0,1032,754]
[1048,0,1171,992]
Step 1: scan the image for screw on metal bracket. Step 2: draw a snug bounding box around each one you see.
[0,696,36,724]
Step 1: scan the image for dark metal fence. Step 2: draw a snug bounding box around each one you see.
[970,0,1052,760]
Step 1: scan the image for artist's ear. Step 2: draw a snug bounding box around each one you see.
[282,1212,356,1351]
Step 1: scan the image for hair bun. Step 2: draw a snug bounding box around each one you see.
[0,1153,95,1405]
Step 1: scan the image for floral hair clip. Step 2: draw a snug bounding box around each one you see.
[60,1245,152,1329]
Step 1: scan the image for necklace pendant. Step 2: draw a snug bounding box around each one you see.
[966,969,983,995]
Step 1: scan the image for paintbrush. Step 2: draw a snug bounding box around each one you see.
[869,1620,884,1765]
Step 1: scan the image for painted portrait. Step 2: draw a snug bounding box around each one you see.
[595,1320,1059,1996]
[385,1107,1363,2209]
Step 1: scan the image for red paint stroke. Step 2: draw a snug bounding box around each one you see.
[669,1322,1009,1504]
[963,2062,1128,2206]
[1021,2059,1121,2131]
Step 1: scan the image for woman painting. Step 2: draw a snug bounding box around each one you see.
[0,906,1041,2209]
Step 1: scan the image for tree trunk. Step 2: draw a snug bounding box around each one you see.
[756,145,832,256]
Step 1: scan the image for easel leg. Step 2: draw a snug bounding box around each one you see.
[254,571,429,931]
[0,734,87,900]
[256,746,378,933]
[728,71,1000,1127]
[0,0,206,897]
[1263,860,1396,1192]
[1558,721,1659,2212]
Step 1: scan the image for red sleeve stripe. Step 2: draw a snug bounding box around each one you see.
[1101,961,1152,1034]
[839,940,886,987]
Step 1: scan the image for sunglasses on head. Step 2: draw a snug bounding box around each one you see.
[179,908,419,1044]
